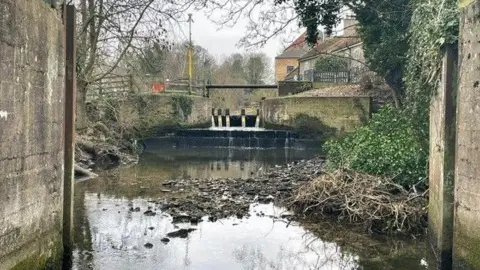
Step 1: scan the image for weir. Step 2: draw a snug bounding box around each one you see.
[211,108,260,128]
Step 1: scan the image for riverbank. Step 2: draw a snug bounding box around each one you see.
[75,130,139,176]
[142,156,427,237]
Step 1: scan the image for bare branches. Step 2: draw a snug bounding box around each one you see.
[201,0,301,49]
[289,170,427,235]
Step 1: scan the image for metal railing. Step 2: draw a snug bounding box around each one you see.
[300,66,371,83]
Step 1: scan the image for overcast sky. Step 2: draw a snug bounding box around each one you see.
[167,10,303,64]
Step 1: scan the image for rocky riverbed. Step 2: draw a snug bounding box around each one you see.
[133,157,324,224]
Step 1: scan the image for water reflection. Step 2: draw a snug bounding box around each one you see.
[72,148,426,270]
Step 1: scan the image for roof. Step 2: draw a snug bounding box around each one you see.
[276,31,322,59]
[285,32,307,51]
[276,47,309,59]
[298,37,362,61]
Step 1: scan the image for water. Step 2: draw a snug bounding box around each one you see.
[72,148,427,270]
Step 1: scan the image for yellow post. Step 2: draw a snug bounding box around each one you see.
[188,14,193,95]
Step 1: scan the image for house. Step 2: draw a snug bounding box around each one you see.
[274,32,322,82]
[297,18,366,82]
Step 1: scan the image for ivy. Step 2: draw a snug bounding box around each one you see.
[403,0,459,145]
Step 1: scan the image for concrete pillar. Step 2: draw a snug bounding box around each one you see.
[453,2,480,269]
[241,109,246,128]
[428,44,456,270]
[225,109,230,128]
[255,109,260,128]
[211,108,216,127]
[217,109,223,128]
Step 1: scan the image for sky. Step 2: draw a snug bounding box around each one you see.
[167,9,303,64]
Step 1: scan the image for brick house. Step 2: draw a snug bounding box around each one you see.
[274,32,321,82]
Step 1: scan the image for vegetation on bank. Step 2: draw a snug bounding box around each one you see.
[283,0,458,235]
[289,0,459,188]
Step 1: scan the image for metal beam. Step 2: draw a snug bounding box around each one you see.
[206,84,278,89]
[63,4,76,269]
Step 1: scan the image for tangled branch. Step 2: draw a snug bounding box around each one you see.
[288,170,427,235]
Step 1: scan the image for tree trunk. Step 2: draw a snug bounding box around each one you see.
[76,80,88,132]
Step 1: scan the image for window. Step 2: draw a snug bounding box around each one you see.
[287,66,294,73]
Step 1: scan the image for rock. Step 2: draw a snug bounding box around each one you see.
[172,214,191,223]
[144,210,156,216]
[148,227,155,230]
[144,243,154,249]
[190,216,203,224]
[161,238,170,244]
[166,228,196,238]
[129,207,141,212]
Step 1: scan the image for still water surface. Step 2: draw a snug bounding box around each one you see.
[72,148,427,270]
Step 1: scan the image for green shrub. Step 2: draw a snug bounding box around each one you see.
[324,105,427,187]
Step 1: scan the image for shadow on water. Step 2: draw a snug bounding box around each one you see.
[72,148,427,270]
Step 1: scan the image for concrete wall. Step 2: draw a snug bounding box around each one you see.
[0,0,65,269]
[93,94,212,136]
[275,58,298,82]
[209,88,278,115]
[261,96,371,134]
[453,2,480,269]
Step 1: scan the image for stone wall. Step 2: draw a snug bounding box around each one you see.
[209,88,277,115]
[90,94,212,136]
[261,96,371,135]
[0,0,65,269]
[453,1,480,268]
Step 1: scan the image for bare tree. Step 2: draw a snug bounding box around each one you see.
[72,0,203,130]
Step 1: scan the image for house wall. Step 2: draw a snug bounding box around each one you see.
[0,1,65,269]
[338,44,365,69]
[275,58,299,82]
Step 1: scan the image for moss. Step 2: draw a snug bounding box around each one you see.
[264,114,337,141]
[137,121,211,138]
[11,236,63,270]
[454,228,480,270]
[169,95,194,121]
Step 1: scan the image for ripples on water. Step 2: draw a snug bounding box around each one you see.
[72,148,427,270]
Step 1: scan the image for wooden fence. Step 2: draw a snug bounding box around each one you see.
[86,75,205,100]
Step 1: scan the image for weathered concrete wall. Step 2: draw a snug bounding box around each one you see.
[209,88,277,115]
[261,96,371,135]
[453,1,480,269]
[0,0,65,269]
[90,94,212,136]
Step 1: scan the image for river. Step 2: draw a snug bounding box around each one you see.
[72,148,427,270]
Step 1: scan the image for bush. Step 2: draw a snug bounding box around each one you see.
[324,105,427,187]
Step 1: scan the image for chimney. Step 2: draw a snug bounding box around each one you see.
[343,17,358,37]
